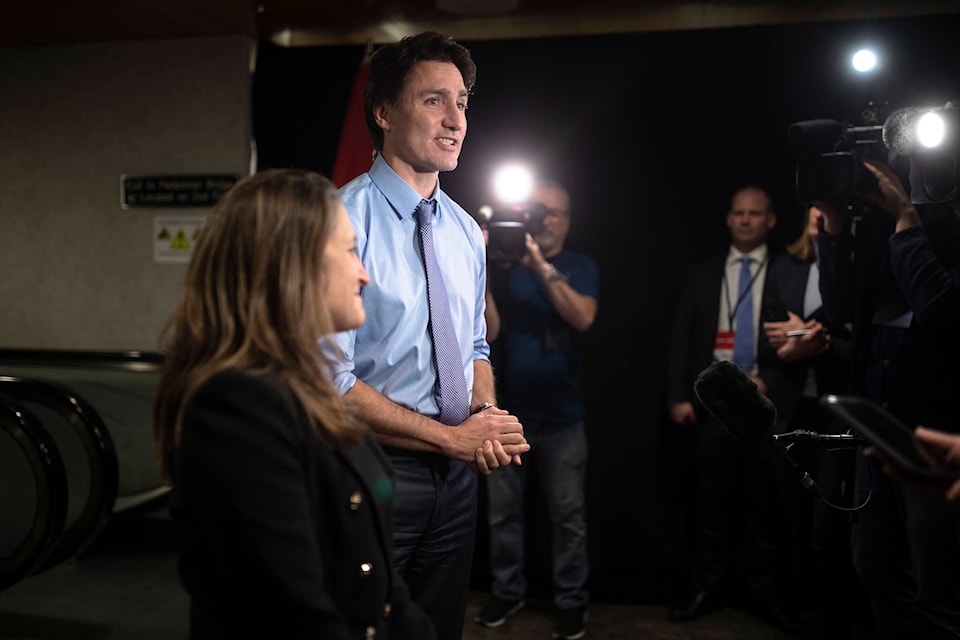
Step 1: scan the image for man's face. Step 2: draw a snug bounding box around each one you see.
[531,185,571,256]
[375,60,468,177]
[726,188,775,252]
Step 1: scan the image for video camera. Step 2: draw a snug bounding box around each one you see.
[789,101,960,206]
[788,119,887,203]
[485,201,549,265]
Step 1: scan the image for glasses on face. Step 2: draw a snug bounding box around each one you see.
[543,207,570,218]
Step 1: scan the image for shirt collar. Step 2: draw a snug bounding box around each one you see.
[727,243,767,266]
[368,155,442,222]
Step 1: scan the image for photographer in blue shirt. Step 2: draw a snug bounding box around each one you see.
[475,179,599,640]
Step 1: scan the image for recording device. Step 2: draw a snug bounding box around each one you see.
[819,394,942,479]
[788,118,886,203]
[693,360,820,495]
[789,101,960,207]
[693,360,775,444]
[485,202,549,265]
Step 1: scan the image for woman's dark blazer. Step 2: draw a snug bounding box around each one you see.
[760,253,851,431]
[171,368,436,640]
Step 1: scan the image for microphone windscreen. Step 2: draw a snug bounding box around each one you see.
[693,360,776,443]
[882,107,922,156]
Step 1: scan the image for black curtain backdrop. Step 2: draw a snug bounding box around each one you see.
[252,13,960,603]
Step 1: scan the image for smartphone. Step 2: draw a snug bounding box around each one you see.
[819,394,940,479]
[784,329,812,337]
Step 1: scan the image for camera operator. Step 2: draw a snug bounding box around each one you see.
[816,157,960,639]
[475,178,598,640]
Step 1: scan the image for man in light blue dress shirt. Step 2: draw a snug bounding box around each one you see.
[329,32,529,640]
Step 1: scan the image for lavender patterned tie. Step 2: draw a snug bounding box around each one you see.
[416,199,470,425]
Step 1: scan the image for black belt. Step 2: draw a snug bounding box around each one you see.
[381,445,451,475]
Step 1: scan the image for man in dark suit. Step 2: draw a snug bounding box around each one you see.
[665,185,798,632]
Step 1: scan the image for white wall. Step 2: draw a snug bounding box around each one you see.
[0,36,253,352]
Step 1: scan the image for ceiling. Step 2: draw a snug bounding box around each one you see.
[4,0,960,49]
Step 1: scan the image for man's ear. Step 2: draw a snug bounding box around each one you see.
[373,103,391,132]
[767,213,777,230]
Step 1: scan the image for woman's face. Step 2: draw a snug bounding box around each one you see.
[321,203,369,332]
[807,205,823,239]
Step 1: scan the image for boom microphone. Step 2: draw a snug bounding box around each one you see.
[693,360,775,444]
[694,360,820,496]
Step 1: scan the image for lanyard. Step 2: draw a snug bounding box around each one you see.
[723,257,766,329]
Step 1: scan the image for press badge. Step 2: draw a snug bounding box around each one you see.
[714,330,734,361]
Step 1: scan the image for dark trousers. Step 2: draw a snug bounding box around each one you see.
[386,448,478,640]
[485,419,589,609]
[851,452,960,640]
[690,413,788,605]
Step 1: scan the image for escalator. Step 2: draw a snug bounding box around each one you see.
[0,350,166,592]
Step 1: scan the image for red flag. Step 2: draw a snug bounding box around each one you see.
[332,51,374,188]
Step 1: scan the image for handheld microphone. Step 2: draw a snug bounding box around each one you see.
[694,360,820,496]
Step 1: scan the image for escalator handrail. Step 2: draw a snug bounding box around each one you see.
[0,350,169,514]
[0,392,68,593]
[0,349,163,372]
[0,376,119,572]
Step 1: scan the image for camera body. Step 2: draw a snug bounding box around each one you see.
[789,119,886,203]
[789,103,960,207]
[486,201,549,265]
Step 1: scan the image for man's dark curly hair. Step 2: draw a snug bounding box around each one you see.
[364,31,477,152]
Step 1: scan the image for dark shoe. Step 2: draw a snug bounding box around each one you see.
[474,597,525,628]
[552,605,587,639]
[752,597,805,636]
[666,590,722,622]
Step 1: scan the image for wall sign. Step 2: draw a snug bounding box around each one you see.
[154,215,207,264]
[121,174,238,209]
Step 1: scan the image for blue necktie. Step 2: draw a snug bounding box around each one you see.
[732,256,755,371]
[416,199,470,425]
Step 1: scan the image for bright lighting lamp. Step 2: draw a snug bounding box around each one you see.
[852,49,878,73]
[917,112,947,148]
[492,163,534,204]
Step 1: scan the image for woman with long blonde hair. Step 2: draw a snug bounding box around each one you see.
[154,168,436,639]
